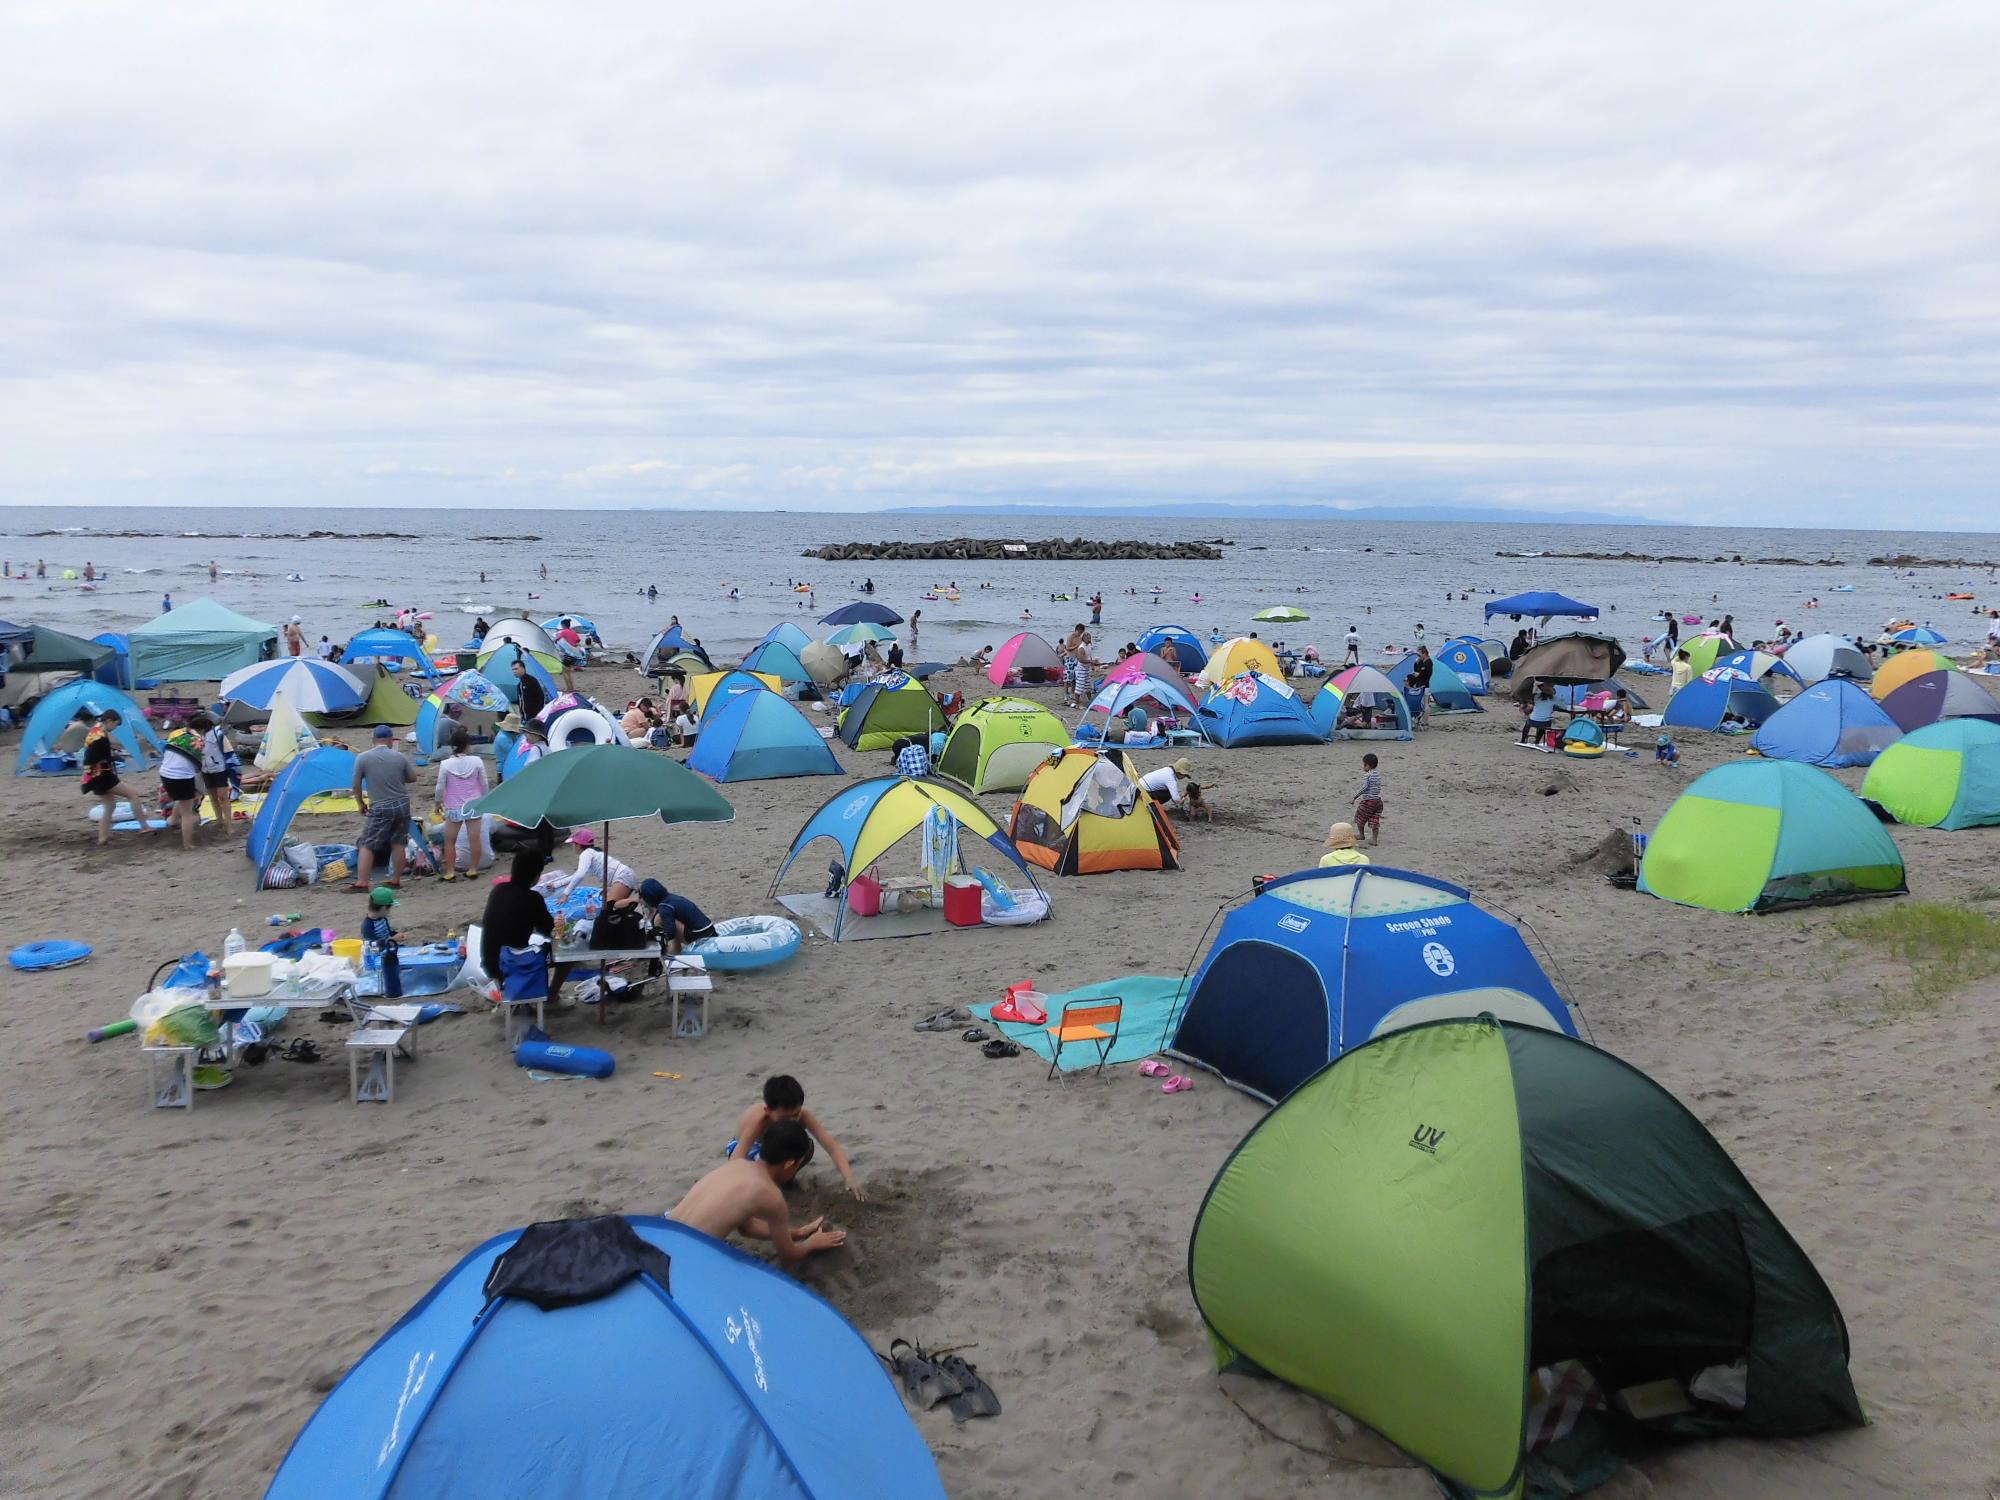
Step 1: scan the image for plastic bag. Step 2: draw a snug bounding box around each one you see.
[145,1003,221,1048]
[283,841,319,884]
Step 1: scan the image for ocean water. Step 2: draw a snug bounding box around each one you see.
[1,506,1995,662]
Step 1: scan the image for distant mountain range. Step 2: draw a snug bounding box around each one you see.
[878,501,1661,525]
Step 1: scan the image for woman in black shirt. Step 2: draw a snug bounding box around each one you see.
[480,850,555,985]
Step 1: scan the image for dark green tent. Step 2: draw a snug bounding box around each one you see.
[1189,1017,1863,1499]
[17,625,115,675]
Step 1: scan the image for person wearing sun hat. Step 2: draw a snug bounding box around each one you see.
[1320,822,1371,868]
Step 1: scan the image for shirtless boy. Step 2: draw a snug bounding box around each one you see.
[669,1121,847,1268]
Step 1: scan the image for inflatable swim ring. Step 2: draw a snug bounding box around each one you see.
[686,915,802,972]
[10,940,92,972]
[545,706,623,748]
[1561,741,1608,759]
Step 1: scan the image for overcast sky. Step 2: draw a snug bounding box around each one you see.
[3,2,1997,525]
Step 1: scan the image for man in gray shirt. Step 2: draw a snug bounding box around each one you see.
[350,724,417,891]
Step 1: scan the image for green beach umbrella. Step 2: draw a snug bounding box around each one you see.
[825,622,896,646]
[1253,606,1309,624]
[468,744,735,830]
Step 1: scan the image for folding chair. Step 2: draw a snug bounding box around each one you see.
[1045,997,1123,1080]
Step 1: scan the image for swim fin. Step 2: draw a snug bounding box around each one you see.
[884,1339,961,1411]
[939,1354,1001,1421]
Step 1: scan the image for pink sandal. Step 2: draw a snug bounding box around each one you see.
[1137,1060,1170,1078]
[1162,1075,1194,1094]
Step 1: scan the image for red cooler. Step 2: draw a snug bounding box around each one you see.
[943,876,984,927]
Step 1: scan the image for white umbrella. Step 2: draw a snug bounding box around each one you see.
[219,658,367,713]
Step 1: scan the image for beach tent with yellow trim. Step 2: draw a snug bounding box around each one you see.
[305,667,421,730]
[1638,761,1904,913]
[1195,636,1283,689]
[1009,746,1180,874]
[936,697,1071,792]
[1189,1016,1863,1500]
[1868,648,1953,701]
[1679,632,1737,676]
[691,669,783,717]
[769,777,1042,938]
[836,671,948,752]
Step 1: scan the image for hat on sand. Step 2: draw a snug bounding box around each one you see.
[496,713,523,733]
[567,828,596,847]
[1172,757,1194,777]
[368,885,397,907]
[372,724,393,739]
[1324,821,1359,849]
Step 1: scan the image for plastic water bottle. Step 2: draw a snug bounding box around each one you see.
[223,928,246,961]
[267,913,301,927]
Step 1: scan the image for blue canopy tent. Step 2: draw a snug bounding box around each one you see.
[1136,624,1209,675]
[1194,673,1324,746]
[264,1214,947,1500]
[247,747,358,887]
[1663,669,1781,732]
[1166,865,1576,1103]
[1484,591,1599,621]
[741,638,814,685]
[1385,653,1483,713]
[1435,637,1491,694]
[689,689,842,781]
[15,681,162,774]
[131,598,278,680]
[90,632,142,689]
[344,628,439,678]
[1751,680,1902,768]
[476,642,558,705]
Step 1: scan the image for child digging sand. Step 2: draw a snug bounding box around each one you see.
[1352,752,1384,846]
[728,1075,867,1200]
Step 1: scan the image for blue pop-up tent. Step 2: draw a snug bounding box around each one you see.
[1166,865,1576,1102]
[689,688,843,782]
[15,681,162,774]
[264,1215,947,1500]
[741,638,814,685]
[1663,668,1780,732]
[1435,637,1491,694]
[1751,680,1902,768]
[1484,591,1599,621]
[247,747,357,886]
[344,628,438,678]
[1194,672,1323,746]
[1137,624,1210,675]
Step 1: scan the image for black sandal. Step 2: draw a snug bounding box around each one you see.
[960,1027,989,1043]
[981,1039,1020,1059]
[280,1038,321,1064]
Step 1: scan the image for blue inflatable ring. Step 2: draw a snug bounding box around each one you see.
[9,940,93,972]
[686,915,802,972]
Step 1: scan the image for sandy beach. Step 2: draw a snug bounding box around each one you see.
[3,656,1997,1500]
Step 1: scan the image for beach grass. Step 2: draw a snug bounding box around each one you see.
[1833,902,2000,1011]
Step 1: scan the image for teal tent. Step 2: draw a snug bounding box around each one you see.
[16,626,116,675]
[15,681,162,774]
[688,688,842,782]
[130,598,277,681]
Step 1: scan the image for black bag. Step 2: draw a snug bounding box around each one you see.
[491,820,557,857]
[590,903,649,951]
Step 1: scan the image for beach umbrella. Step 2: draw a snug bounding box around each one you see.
[1889,625,1947,646]
[826,621,896,646]
[1253,606,1310,624]
[800,641,849,687]
[820,601,904,627]
[218,658,367,713]
[433,669,510,713]
[469,744,733,830]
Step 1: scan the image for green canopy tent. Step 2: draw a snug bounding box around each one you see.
[130,598,277,681]
[1190,1017,1863,1500]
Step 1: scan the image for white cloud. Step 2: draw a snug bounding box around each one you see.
[1,0,1997,523]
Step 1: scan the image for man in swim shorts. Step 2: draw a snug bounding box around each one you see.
[350,724,415,891]
[669,1121,846,1267]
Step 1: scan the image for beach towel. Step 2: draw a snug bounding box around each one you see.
[969,974,1185,1070]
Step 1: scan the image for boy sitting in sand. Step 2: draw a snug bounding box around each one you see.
[728,1075,867,1200]
[670,1121,848,1267]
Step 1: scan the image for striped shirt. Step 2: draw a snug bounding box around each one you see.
[1357,768,1383,801]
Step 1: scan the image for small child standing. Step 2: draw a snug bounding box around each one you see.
[1352,752,1384,846]
[361,885,403,999]
[727,1075,866,1200]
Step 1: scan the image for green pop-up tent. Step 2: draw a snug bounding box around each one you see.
[1189,1017,1864,1500]
[1861,718,2000,829]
